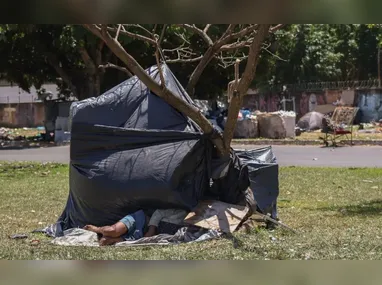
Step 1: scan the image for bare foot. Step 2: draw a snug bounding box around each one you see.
[84,225,102,234]
[99,236,123,246]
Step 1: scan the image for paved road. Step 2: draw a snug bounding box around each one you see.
[0,146,71,164]
[1,145,382,167]
[236,145,382,167]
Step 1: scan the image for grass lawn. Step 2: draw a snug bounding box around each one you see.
[296,129,382,141]
[233,130,382,143]
[0,162,381,260]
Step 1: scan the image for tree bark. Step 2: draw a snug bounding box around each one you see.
[223,25,271,150]
[45,52,79,98]
[186,46,217,96]
[94,73,101,97]
[78,45,103,97]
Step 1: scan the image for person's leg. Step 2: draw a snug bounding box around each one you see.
[145,209,188,237]
[144,225,157,237]
[84,222,128,238]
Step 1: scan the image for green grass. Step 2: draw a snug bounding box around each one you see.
[0,162,382,260]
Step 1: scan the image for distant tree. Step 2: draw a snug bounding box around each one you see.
[0,24,138,100]
[257,24,382,86]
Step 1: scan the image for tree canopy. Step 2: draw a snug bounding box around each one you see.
[0,24,381,101]
[257,24,381,87]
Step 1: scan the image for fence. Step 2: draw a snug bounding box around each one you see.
[0,95,42,104]
[262,79,381,93]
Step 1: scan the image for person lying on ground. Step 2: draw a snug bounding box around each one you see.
[84,210,147,246]
[84,208,188,246]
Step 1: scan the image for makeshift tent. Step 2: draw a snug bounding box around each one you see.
[44,64,279,237]
[297,111,324,131]
[235,147,279,218]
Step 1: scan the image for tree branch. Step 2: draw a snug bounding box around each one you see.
[155,51,165,88]
[177,24,214,46]
[220,38,253,50]
[95,39,104,67]
[114,24,122,41]
[270,24,286,32]
[45,52,78,98]
[106,25,156,45]
[101,24,107,36]
[125,24,154,37]
[83,24,226,154]
[163,37,202,63]
[203,24,212,33]
[238,25,271,95]
[83,24,102,38]
[165,56,203,63]
[159,24,167,45]
[216,52,248,69]
[83,24,277,155]
[223,25,271,150]
[152,26,166,88]
[219,24,237,40]
[262,44,287,62]
[78,46,97,74]
[97,39,105,53]
[220,25,258,44]
[184,25,257,96]
[99,63,133,77]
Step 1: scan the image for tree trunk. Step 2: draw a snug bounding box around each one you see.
[223,25,270,151]
[94,73,101,97]
[75,73,101,101]
[77,44,104,99]
[46,53,79,99]
[186,46,217,96]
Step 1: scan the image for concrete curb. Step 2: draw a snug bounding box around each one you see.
[0,141,68,150]
[1,139,382,150]
[232,139,382,146]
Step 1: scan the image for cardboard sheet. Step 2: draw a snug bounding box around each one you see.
[184,200,249,233]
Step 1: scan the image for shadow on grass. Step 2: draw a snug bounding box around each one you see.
[317,199,382,216]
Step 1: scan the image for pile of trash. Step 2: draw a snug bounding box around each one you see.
[238,109,257,120]
[358,120,382,134]
[256,111,296,139]
[193,99,227,133]
[192,100,298,139]
[233,109,259,138]
[296,111,325,132]
[0,127,26,141]
[234,110,296,139]
[0,127,50,148]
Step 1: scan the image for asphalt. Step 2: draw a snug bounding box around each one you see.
[0,145,381,168]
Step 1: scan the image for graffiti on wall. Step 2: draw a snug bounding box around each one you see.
[299,93,309,115]
[357,91,382,123]
[243,91,326,118]
[0,103,45,127]
[1,107,16,125]
[241,88,382,123]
